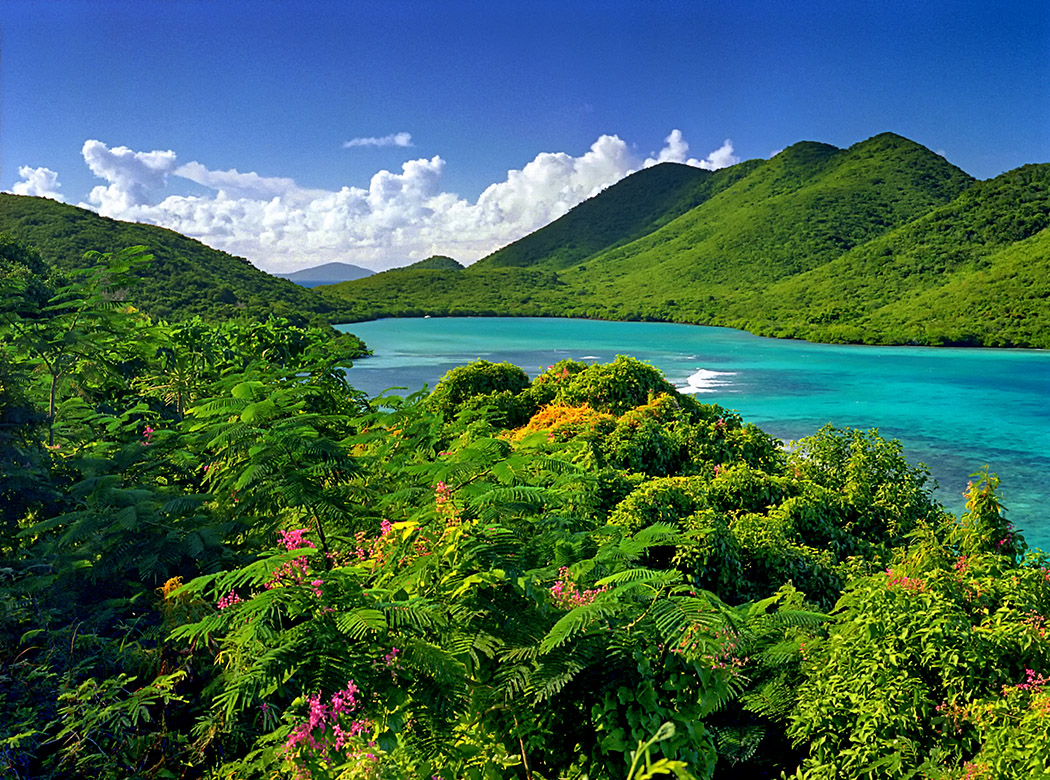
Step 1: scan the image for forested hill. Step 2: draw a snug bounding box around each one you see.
[0,193,356,325]
[323,133,1050,347]
[476,159,763,271]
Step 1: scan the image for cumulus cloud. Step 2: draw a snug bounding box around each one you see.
[642,131,739,171]
[53,130,740,272]
[11,165,64,200]
[343,132,414,148]
[82,139,177,214]
[174,161,325,204]
[698,139,739,170]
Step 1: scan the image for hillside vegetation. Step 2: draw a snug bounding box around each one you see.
[0,193,357,325]
[2,243,1048,779]
[324,133,1050,347]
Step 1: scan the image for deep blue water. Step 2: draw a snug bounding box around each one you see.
[338,317,1050,551]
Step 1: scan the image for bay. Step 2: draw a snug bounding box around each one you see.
[338,317,1050,551]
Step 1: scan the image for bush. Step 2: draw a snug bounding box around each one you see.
[554,355,679,415]
[427,360,531,418]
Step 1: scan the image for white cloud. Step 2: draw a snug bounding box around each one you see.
[81,139,178,214]
[174,161,325,204]
[643,130,739,171]
[10,165,64,200]
[51,130,739,272]
[343,132,414,148]
[697,138,739,170]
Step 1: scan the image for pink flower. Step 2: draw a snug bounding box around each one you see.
[217,590,244,610]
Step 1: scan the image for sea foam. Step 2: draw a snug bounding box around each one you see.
[678,368,738,394]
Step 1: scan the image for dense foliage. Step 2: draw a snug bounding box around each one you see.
[2,240,1048,779]
[324,134,1050,348]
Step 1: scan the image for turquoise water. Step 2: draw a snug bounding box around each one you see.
[338,317,1050,550]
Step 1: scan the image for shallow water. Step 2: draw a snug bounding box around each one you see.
[338,317,1050,551]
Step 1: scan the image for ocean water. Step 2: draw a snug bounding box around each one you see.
[338,317,1050,551]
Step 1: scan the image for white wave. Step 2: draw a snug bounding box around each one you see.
[579,355,600,360]
[677,368,738,394]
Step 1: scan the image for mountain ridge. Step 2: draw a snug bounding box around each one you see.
[322,132,1049,347]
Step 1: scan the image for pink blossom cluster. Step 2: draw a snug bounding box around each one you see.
[700,627,748,676]
[1017,668,1048,692]
[142,425,155,445]
[280,529,317,551]
[954,555,970,574]
[217,590,244,610]
[285,680,375,777]
[265,529,316,591]
[885,568,927,593]
[549,567,607,609]
[668,621,704,656]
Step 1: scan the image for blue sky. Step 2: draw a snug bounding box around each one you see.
[2,0,1047,271]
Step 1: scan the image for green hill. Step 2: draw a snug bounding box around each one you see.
[391,255,465,272]
[327,133,1046,337]
[323,132,1050,347]
[476,159,762,271]
[738,162,1050,345]
[0,193,356,325]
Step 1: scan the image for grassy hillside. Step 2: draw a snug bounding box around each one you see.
[476,159,762,271]
[324,132,1050,346]
[0,193,355,325]
[734,162,1050,345]
[324,133,1050,347]
[570,133,974,293]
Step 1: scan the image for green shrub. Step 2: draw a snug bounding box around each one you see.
[555,355,679,415]
[607,475,709,536]
[427,359,531,418]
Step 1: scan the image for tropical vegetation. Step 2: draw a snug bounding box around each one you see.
[2,236,1047,779]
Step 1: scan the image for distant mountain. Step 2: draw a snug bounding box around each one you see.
[277,261,374,287]
[323,132,1050,347]
[0,194,356,325]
